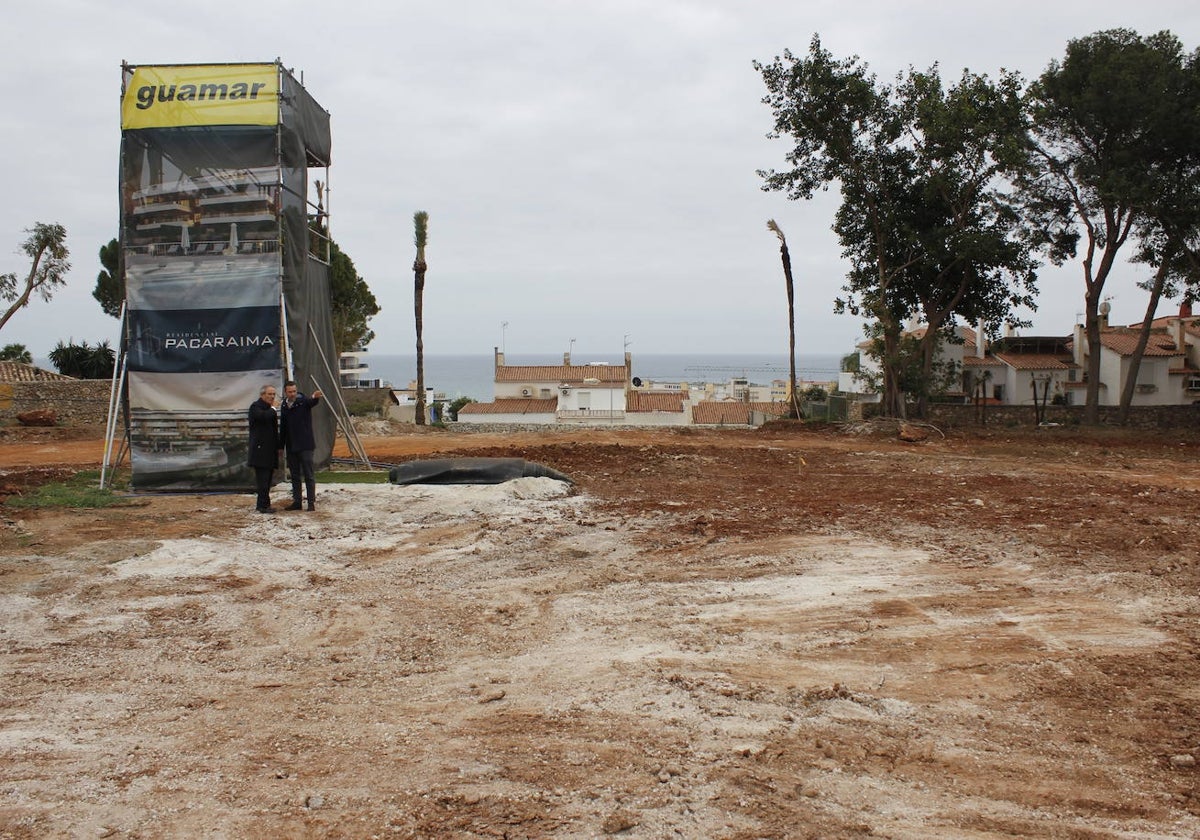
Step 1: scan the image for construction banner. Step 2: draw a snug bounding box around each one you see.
[121,64,279,129]
[117,61,334,491]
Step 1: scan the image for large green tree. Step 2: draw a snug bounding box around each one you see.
[1,223,70,333]
[756,38,1037,417]
[328,239,380,355]
[92,238,123,319]
[1020,29,1194,423]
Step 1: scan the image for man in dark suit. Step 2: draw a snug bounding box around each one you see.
[280,380,323,511]
[247,384,282,513]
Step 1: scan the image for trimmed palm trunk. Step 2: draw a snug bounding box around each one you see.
[412,211,429,426]
[767,220,799,418]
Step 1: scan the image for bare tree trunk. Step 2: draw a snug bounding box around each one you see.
[1117,258,1172,424]
[914,333,938,419]
[880,323,905,418]
[1082,293,1102,425]
[1081,227,1133,425]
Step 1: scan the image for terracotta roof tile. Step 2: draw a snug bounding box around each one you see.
[0,362,75,382]
[1136,316,1200,338]
[626,391,685,413]
[991,352,1075,371]
[693,401,750,425]
[1098,329,1180,357]
[458,398,558,415]
[495,364,627,384]
[692,400,790,425]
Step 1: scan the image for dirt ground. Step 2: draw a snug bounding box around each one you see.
[2,419,1199,839]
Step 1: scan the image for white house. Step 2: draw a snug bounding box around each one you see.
[842,303,1200,408]
[457,349,630,426]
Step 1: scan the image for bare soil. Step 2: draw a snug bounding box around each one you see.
[2,420,1199,838]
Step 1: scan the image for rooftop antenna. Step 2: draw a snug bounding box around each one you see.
[501,321,508,353]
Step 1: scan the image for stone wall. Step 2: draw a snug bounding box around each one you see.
[863,402,1200,430]
[4,380,1195,433]
[0,384,396,429]
[0,381,115,426]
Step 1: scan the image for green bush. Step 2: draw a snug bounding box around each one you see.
[345,397,382,417]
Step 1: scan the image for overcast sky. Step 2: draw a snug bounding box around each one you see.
[2,1,1199,362]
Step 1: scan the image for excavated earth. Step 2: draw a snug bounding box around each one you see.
[1,419,1199,838]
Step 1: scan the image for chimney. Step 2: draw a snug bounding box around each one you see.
[1182,298,1194,319]
[494,346,505,370]
[976,319,986,358]
[1072,322,1086,367]
[563,352,571,365]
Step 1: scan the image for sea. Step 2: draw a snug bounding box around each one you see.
[364,353,845,401]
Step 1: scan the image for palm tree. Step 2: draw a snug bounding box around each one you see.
[767,219,799,418]
[412,211,429,426]
[0,343,32,364]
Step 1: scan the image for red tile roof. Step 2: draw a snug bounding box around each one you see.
[991,352,1075,371]
[693,401,750,425]
[692,400,790,425]
[0,362,74,382]
[962,355,1004,367]
[1098,329,1180,357]
[495,364,627,384]
[457,398,558,415]
[1134,316,1200,338]
[626,391,685,413]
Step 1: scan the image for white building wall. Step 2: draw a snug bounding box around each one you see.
[1121,355,1178,406]
[1097,350,1125,406]
[456,412,556,426]
[622,412,691,427]
[496,383,558,399]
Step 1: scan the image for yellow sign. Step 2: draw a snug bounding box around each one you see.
[122,64,278,129]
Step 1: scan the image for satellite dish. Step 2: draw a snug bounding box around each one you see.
[632,376,643,387]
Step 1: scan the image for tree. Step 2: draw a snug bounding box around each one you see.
[92,238,123,319]
[1020,29,1192,423]
[1114,45,1200,422]
[0,223,70,333]
[329,239,380,355]
[447,396,475,421]
[412,211,429,427]
[48,340,115,379]
[0,343,32,363]
[767,219,800,417]
[756,39,1037,417]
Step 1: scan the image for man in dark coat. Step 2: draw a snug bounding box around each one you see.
[247,384,282,513]
[280,380,323,511]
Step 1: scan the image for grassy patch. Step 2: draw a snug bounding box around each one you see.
[315,470,389,484]
[5,470,130,510]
